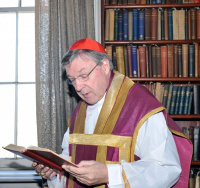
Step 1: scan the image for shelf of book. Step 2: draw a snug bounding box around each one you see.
[104,3,200,9]
[131,78,200,82]
[105,40,200,45]
[101,0,200,177]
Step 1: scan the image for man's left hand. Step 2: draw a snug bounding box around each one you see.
[62,160,108,186]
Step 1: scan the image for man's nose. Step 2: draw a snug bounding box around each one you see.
[73,79,85,92]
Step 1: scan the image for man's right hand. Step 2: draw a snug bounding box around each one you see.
[32,162,57,179]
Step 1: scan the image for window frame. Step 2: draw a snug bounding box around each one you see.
[0,2,36,169]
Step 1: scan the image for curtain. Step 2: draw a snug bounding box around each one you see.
[35,0,95,153]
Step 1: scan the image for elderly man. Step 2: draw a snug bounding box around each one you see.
[33,38,192,188]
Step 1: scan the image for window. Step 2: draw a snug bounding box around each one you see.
[0,0,36,159]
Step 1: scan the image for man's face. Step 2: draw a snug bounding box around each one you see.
[65,54,110,105]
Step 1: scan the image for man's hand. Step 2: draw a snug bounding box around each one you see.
[32,162,57,179]
[62,160,108,186]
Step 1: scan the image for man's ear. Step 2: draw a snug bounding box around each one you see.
[101,60,110,74]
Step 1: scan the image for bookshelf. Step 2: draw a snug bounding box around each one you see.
[101,0,200,169]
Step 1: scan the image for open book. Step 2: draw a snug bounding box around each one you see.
[3,144,78,172]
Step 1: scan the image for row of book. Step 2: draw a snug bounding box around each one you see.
[105,0,200,5]
[106,44,200,78]
[143,83,200,114]
[105,8,200,41]
[182,126,200,161]
[189,168,200,187]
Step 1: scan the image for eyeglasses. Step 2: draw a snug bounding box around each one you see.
[66,62,100,85]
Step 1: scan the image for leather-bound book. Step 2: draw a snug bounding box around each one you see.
[161,9,165,40]
[166,84,173,113]
[114,9,118,40]
[118,0,123,4]
[122,0,128,4]
[146,46,149,77]
[128,0,136,4]
[169,85,178,114]
[185,9,189,40]
[109,9,115,41]
[139,46,147,77]
[178,85,186,114]
[178,10,185,40]
[123,9,129,41]
[105,9,110,41]
[156,46,161,77]
[182,126,189,138]
[197,9,200,39]
[193,126,200,161]
[173,9,179,40]
[112,47,118,71]
[128,11,133,40]
[133,9,139,40]
[162,84,169,108]
[193,84,200,115]
[167,44,174,77]
[117,10,123,40]
[178,45,182,77]
[194,43,199,77]
[183,86,191,114]
[189,126,195,145]
[148,45,153,77]
[131,45,138,77]
[164,9,168,40]
[189,44,195,77]
[127,45,133,77]
[145,9,151,40]
[152,46,157,77]
[188,9,191,40]
[116,46,125,75]
[191,8,196,40]
[188,91,193,115]
[151,8,158,40]
[124,46,129,76]
[137,48,140,77]
[139,10,145,40]
[104,0,109,5]
[174,86,182,114]
[168,9,173,40]
[182,44,189,77]
[157,9,161,40]
[174,45,179,77]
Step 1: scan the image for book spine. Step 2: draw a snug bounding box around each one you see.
[152,46,157,77]
[131,45,138,77]
[183,86,191,114]
[167,44,174,77]
[174,86,182,114]
[127,45,133,77]
[193,85,200,114]
[114,10,118,40]
[139,46,147,77]
[166,84,173,113]
[182,44,189,77]
[178,85,186,114]
[133,9,139,40]
[191,8,196,40]
[128,11,133,40]
[161,46,168,77]
[118,10,123,40]
[145,9,151,40]
[178,45,182,77]
[178,9,185,40]
[197,9,200,39]
[187,91,193,114]
[161,9,165,40]
[194,43,199,77]
[148,45,153,77]
[156,46,161,77]
[124,46,129,76]
[109,9,115,41]
[164,9,169,40]
[151,9,158,40]
[189,44,195,77]
[174,45,179,77]
[162,84,169,108]
[193,127,200,161]
[123,9,129,41]
[170,85,178,114]
[168,9,173,40]
[185,9,189,40]
[116,46,125,75]
[139,10,145,40]
[173,9,179,40]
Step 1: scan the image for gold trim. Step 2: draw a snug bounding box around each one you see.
[102,77,134,134]
[96,146,107,163]
[94,72,125,134]
[169,127,188,139]
[74,102,86,133]
[69,134,132,149]
[131,106,165,162]
[106,161,120,164]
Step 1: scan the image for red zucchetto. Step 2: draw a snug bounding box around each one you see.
[69,38,106,54]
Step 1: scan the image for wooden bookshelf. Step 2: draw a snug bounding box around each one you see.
[101,0,200,175]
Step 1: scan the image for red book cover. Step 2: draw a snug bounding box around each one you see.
[3,144,78,172]
[139,46,147,77]
[161,46,168,78]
